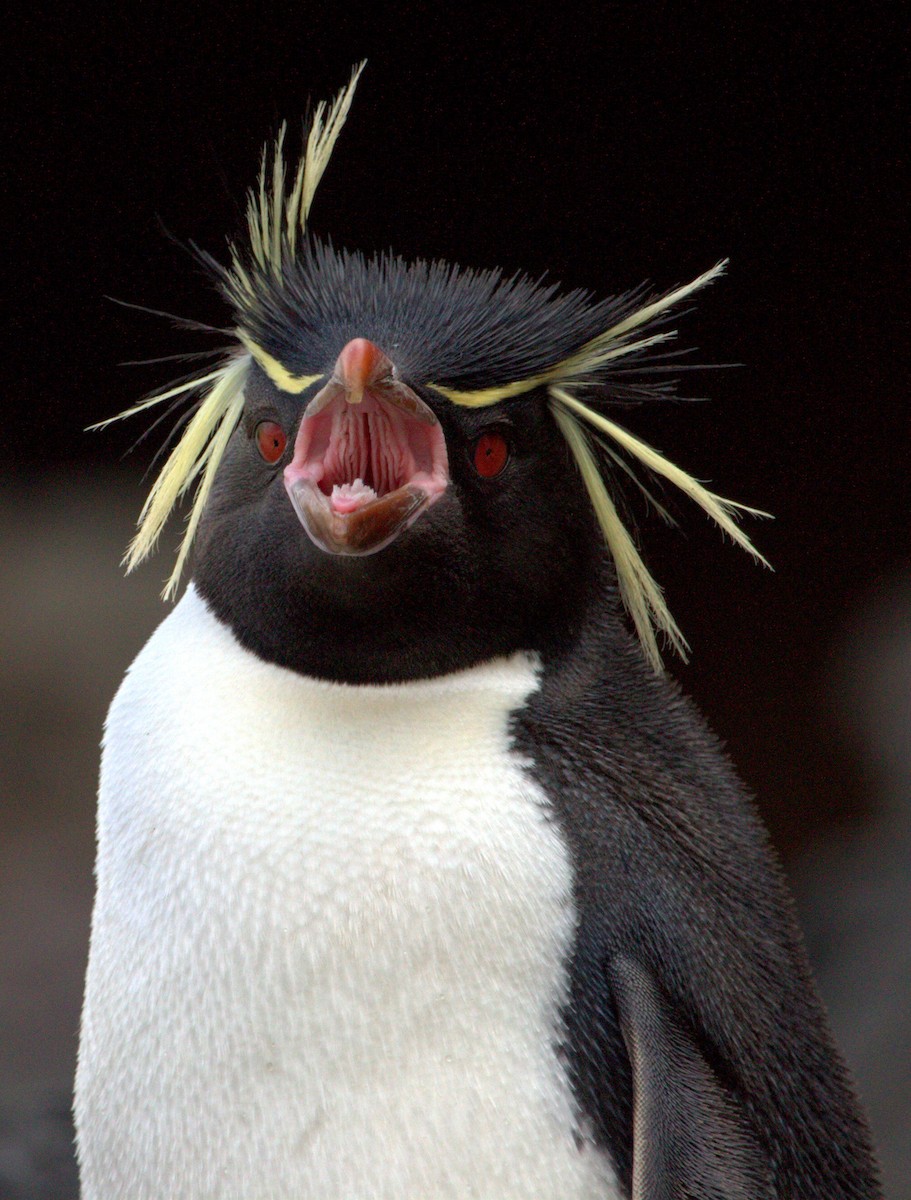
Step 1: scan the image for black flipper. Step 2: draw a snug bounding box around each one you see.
[609,955,776,1200]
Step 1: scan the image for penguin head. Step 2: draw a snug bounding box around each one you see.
[102,65,765,680]
[192,245,607,682]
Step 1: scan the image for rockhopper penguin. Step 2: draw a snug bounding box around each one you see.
[75,66,881,1198]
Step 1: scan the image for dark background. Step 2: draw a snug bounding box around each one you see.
[2,6,908,1196]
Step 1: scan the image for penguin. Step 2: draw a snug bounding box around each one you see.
[75,67,881,1199]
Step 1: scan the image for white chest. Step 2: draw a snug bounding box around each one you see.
[75,587,618,1199]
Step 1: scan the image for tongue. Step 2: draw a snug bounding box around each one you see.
[330,478,379,514]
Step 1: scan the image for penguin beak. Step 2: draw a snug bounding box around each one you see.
[284,339,449,555]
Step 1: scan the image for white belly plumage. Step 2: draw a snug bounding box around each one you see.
[75,586,619,1199]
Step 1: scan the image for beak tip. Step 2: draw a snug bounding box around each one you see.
[337,338,390,398]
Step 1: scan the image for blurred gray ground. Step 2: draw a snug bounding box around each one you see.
[794,578,911,1194]
[0,472,163,1198]
[1,473,908,1197]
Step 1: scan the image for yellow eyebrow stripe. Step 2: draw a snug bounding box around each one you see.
[427,374,549,407]
[239,333,324,394]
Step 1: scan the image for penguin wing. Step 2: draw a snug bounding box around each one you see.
[608,955,776,1200]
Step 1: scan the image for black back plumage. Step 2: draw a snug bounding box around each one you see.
[513,607,881,1197]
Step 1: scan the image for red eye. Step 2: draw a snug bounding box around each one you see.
[255,420,287,464]
[472,431,509,478]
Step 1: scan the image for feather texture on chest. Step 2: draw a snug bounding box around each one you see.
[76,586,619,1199]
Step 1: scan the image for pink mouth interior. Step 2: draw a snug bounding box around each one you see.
[314,393,441,506]
[301,394,442,511]
[329,478,379,513]
[283,386,449,554]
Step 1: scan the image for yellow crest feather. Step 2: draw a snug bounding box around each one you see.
[100,67,364,598]
[551,387,771,564]
[551,402,688,670]
[429,261,727,407]
[549,382,770,670]
[122,355,249,597]
[244,61,365,280]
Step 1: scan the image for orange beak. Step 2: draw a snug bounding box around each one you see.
[335,338,393,405]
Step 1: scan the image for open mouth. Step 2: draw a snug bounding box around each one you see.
[284,345,449,555]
